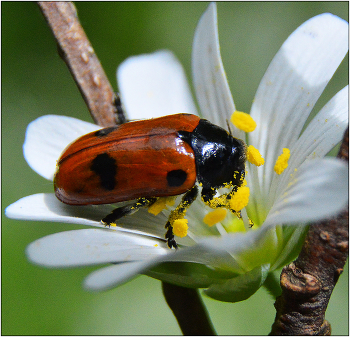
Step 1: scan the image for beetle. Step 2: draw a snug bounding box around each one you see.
[54,113,246,249]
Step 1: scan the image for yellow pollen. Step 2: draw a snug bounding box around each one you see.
[203,208,227,227]
[231,111,257,132]
[229,186,250,211]
[274,148,291,174]
[148,198,166,215]
[165,196,177,207]
[147,196,177,215]
[173,219,188,238]
[247,145,265,166]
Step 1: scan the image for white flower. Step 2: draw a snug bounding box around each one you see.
[6,3,348,302]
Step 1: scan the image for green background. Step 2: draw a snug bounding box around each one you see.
[2,2,348,335]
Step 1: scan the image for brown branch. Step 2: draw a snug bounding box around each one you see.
[270,127,349,335]
[38,1,120,127]
[162,282,216,335]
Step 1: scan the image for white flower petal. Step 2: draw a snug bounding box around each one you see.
[192,3,243,138]
[167,241,244,271]
[84,230,273,291]
[84,224,286,292]
[161,226,279,272]
[265,158,348,226]
[291,86,348,163]
[84,232,257,283]
[84,260,160,291]
[23,115,101,180]
[83,230,263,291]
[267,86,348,206]
[117,50,198,120]
[5,193,170,239]
[26,228,168,268]
[5,193,105,225]
[168,226,275,273]
[83,246,232,292]
[250,13,348,196]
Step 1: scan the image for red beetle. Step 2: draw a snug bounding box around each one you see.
[54,113,246,248]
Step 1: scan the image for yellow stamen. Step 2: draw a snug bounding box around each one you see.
[148,198,167,215]
[274,148,290,174]
[148,196,176,215]
[173,219,188,238]
[203,208,227,227]
[231,110,256,132]
[229,186,250,211]
[165,196,177,207]
[247,145,265,166]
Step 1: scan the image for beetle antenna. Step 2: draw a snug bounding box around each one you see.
[226,119,233,136]
[114,92,127,124]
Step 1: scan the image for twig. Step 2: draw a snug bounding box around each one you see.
[38,1,119,127]
[270,127,349,335]
[162,282,217,335]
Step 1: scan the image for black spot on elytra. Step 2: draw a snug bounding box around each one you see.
[95,126,118,137]
[91,153,117,190]
[167,170,187,187]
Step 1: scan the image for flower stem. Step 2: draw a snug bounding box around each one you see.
[263,272,282,299]
[162,282,216,335]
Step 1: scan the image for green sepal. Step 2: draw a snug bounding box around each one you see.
[204,264,270,302]
[144,261,239,288]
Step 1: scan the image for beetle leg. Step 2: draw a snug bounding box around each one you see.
[201,187,216,205]
[165,186,198,249]
[201,187,230,208]
[101,197,157,226]
[201,186,240,215]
